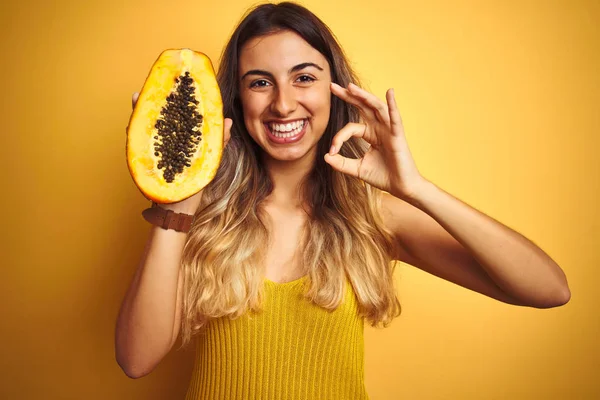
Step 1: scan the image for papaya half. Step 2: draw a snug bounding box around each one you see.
[126,48,224,204]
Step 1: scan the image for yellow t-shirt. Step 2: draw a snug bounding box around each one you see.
[184,276,369,400]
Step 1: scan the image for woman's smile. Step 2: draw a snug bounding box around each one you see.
[264,118,309,144]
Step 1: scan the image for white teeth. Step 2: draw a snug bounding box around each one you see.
[269,119,306,138]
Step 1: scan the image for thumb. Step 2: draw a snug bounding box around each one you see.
[223,118,233,148]
[131,92,139,110]
[324,153,361,178]
[126,92,140,134]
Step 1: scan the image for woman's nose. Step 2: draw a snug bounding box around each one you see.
[270,85,297,116]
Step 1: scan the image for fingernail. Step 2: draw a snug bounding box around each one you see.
[329,145,336,155]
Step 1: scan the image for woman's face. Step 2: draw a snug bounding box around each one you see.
[238,30,332,162]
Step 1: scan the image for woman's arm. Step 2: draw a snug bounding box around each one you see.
[326,83,570,308]
[381,182,571,309]
[114,221,189,379]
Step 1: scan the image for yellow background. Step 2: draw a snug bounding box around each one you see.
[1,0,598,398]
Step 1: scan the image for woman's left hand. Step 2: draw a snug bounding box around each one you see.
[325,82,428,201]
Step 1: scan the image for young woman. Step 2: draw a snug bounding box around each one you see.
[116,2,570,399]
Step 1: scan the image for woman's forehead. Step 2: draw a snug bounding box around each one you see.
[238,30,328,74]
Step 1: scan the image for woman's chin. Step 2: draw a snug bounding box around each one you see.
[260,143,318,164]
[264,149,309,162]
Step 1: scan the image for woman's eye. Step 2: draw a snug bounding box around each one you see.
[250,79,270,88]
[297,75,315,83]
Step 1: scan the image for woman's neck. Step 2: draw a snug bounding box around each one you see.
[261,149,316,209]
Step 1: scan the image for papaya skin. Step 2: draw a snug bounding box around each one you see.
[126,49,228,204]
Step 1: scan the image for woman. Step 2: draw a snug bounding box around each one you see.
[115,2,570,399]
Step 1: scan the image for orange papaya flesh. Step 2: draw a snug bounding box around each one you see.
[126,48,224,204]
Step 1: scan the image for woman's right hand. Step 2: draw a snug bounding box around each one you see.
[130,92,232,214]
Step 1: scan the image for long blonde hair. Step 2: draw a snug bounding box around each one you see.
[178,2,402,349]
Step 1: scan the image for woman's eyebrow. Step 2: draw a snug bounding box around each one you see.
[289,62,323,73]
[240,62,324,81]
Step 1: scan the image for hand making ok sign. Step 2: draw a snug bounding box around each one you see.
[325,82,427,201]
